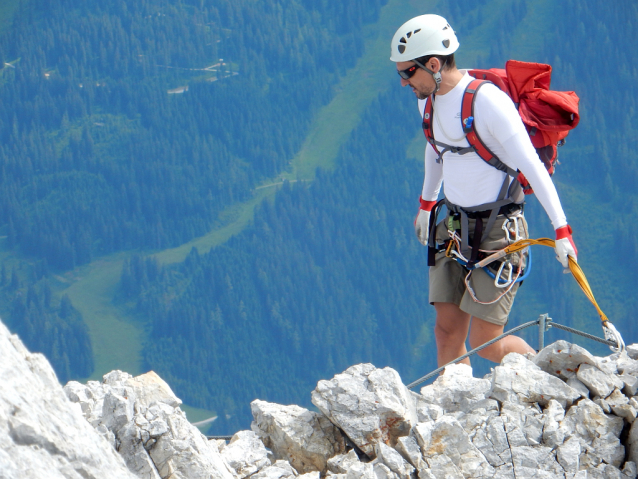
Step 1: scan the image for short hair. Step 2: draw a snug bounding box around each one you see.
[415,53,456,71]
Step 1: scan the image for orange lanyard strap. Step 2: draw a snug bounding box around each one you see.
[476,238,609,324]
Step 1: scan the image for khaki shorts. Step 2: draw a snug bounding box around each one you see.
[428,212,529,326]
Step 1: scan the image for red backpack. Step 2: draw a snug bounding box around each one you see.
[422,60,580,194]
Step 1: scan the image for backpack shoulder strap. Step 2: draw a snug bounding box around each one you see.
[422,96,440,158]
[461,79,518,178]
[422,94,474,162]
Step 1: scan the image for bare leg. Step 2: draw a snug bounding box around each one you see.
[433,302,472,367]
[468,316,535,363]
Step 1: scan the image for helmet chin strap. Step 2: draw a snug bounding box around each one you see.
[413,58,442,94]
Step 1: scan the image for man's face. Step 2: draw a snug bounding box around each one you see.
[396,61,434,100]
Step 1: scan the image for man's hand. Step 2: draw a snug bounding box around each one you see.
[415,198,436,246]
[555,225,578,269]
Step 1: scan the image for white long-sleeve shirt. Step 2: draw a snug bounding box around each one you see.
[418,71,567,230]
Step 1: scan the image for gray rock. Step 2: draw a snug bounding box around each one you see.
[66,370,236,479]
[627,344,638,360]
[577,363,624,398]
[371,462,398,479]
[623,461,638,479]
[490,353,580,408]
[253,460,298,479]
[251,399,346,474]
[541,399,566,448]
[327,450,361,474]
[510,445,565,476]
[560,398,624,470]
[415,403,443,424]
[629,421,638,469]
[471,424,506,467]
[394,435,423,470]
[418,363,491,414]
[0,319,139,479]
[424,454,463,479]
[311,364,416,457]
[566,375,591,399]
[413,416,494,478]
[457,399,500,437]
[533,340,598,379]
[221,430,271,478]
[557,436,580,473]
[606,389,638,422]
[345,462,375,479]
[621,374,638,396]
[375,442,414,479]
[299,473,321,479]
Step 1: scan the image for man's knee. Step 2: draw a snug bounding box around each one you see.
[434,303,470,344]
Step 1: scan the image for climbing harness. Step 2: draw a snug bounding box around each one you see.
[431,202,530,305]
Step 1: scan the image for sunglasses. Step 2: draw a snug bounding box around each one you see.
[397,64,419,80]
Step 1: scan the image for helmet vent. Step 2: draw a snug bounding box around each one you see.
[399,37,407,44]
[398,45,406,53]
[407,32,412,38]
[442,39,450,48]
[414,29,421,34]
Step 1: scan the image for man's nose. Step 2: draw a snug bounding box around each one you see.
[400,77,410,87]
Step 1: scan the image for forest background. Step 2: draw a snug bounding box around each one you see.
[0,0,636,434]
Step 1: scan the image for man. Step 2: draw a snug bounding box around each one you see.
[390,14,578,367]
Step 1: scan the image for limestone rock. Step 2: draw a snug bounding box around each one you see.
[311,364,416,457]
[413,416,494,478]
[620,374,638,396]
[344,461,374,479]
[560,398,624,469]
[577,363,624,398]
[566,375,590,399]
[65,370,235,479]
[533,340,598,379]
[490,353,580,408]
[626,344,638,360]
[541,399,566,448]
[556,436,580,473]
[375,442,414,479]
[251,399,346,474]
[221,430,271,478]
[394,435,432,477]
[0,320,138,479]
[419,363,491,414]
[253,460,298,479]
[327,450,361,474]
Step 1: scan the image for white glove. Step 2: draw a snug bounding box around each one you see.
[415,197,436,246]
[415,209,430,246]
[554,225,578,269]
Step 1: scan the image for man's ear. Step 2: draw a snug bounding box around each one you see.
[429,57,442,73]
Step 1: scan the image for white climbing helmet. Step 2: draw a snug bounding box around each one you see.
[390,14,459,62]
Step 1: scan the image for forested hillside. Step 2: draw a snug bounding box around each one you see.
[1,0,637,434]
[0,0,381,269]
[0,0,386,384]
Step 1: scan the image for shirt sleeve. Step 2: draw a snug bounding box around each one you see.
[501,134,568,229]
[476,85,568,230]
[421,142,443,202]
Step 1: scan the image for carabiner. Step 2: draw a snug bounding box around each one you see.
[494,261,513,288]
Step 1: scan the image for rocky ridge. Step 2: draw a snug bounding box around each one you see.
[4,315,638,478]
